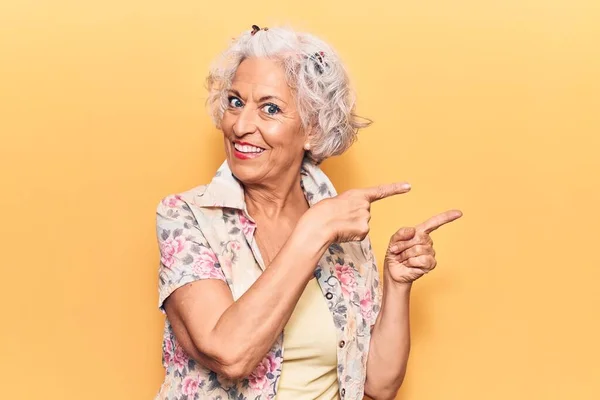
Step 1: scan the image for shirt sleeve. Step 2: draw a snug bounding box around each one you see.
[361,236,383,329]
[155,194,226,311]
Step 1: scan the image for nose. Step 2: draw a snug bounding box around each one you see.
[232,106,257,138]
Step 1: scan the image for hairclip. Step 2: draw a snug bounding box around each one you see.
[309,51,327,74]
[251,25,268,36]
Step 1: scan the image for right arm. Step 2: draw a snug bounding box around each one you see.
[159,197,331,380]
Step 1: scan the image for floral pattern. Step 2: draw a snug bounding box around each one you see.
[334,263,358,298]
[248,352,281,391]
[154,159,383,400]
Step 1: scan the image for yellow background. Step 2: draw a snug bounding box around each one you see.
[1,0,599,399]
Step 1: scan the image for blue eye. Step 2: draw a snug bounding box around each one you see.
[262,103,281,115]
[228,96,243,108]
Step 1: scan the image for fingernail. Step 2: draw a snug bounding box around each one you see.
[402,183,411,190]
[390,245,399,252]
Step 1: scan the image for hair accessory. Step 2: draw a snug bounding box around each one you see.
[251,25,268,36]
[309,51,328,74]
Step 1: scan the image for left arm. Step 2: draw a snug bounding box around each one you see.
[364,275,413,400]
[364,211,463,400]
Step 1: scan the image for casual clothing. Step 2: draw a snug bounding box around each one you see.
[277,278,339,400]
[154,159,383,400]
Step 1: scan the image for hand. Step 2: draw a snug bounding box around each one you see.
[303,182,412,245]
[384,210,463,284]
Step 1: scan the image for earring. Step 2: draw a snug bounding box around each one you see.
[303,142,311,151]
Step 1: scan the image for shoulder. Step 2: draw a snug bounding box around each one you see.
[156,184,209,218]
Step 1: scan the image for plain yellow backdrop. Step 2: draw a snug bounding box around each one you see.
[1,1,599,399]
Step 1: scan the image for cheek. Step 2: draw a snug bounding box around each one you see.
[220,113,234,135]
[261,121,305,150]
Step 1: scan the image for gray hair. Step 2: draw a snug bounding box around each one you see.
[206,25,371,163]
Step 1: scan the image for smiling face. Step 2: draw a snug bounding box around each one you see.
[221,57,307,186]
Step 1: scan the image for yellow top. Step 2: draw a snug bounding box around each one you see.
[277,278,340,399]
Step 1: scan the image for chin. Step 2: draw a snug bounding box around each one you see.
[226,154,269,185]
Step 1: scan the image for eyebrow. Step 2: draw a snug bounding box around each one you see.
[228,89,288,106]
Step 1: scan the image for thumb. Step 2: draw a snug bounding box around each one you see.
[390,227,416,244]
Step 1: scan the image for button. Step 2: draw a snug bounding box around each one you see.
[339,340,345,348]
[341,388,346,397]
[325,292,333,300]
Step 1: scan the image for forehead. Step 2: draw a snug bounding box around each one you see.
[231,57,292,98]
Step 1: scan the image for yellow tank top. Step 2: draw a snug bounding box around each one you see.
[277,278,340,399]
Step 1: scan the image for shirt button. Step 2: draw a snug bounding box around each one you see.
[325,292,333,300]
[339,340,345,348]
[341,388,346,397]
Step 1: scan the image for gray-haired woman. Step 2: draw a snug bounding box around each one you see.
[155,25,462,400]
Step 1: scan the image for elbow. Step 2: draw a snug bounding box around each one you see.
[364,388,399,400]
[364,380,403,400]
[203,344,257,381]
[218,363,248,381]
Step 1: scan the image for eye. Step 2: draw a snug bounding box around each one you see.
[261,103,281,115]
[228,96,243,108]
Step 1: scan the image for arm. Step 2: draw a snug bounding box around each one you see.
[160,200,330,380]
[364,211,463,399]
[165,225,329,380]
[364,277,412,400]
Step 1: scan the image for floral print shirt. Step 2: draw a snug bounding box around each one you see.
[155,159,383,400]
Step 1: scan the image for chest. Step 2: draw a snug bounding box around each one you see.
[252,215,298,267]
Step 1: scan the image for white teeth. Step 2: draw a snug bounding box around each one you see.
[234,143,265,153]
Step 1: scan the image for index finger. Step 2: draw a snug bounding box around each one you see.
[362,182,412,203]
[416,209,463,234]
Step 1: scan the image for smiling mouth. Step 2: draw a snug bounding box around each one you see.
[233,142,265,154]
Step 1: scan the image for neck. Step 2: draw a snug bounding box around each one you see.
[244,168,307,220]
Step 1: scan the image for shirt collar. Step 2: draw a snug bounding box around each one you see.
[195,158,338,210]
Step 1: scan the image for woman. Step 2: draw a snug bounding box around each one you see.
[155,25,461,400]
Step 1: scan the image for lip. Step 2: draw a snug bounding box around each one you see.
[233,140,265,149]
[232,141,266,160]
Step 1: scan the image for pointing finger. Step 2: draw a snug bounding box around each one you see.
[416,209,463,234]
[362,182,411,203]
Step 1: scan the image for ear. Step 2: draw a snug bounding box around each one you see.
[303,134,316,152]
[303,125,317,149]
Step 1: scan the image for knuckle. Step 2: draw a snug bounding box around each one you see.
[356,197,369,209]
[361,221,370,234]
